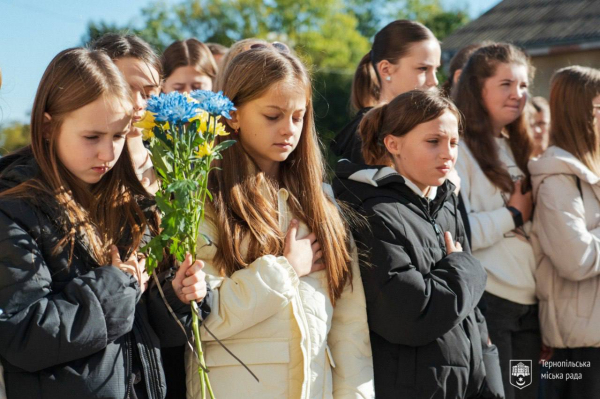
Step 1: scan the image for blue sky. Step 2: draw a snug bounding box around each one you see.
[0,0,501,124]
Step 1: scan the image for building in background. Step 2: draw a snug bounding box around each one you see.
[442,0,600,98]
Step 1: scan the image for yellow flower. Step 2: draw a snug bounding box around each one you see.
[189,111,231,138]
[214,122,230,136]
[134,111,171,140]
[142,129,154,141]
[196,140,214,158]
[134,111,157,130]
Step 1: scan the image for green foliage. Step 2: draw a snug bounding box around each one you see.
[0,122,30,155]
[82,0,370,71]
[82,0,469,163]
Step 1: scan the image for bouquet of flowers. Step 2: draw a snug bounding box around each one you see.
[135,90,236,399]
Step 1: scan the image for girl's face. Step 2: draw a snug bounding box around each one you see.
[114,57,161,137]
[530,110,550,153]
[53,97,131,185]
[163,66,212,93]
[230,82,307,178]
[385,109,459,192]
[380,39,441,102]
[482,62,529,134]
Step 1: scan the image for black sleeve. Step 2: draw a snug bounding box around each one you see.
[457,193,472,248]
[146,268,212,347]
[453,193,488,314]
[0,208,139,372]
[356,207,487,347]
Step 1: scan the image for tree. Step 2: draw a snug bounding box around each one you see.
[82,0,469,163]
[82,0,370,71]
[0,122,30,155]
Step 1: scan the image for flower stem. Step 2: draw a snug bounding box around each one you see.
[191,301,210,399]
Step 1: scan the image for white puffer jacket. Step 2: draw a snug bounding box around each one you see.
[185,186,374,399]
[530,146,600,348]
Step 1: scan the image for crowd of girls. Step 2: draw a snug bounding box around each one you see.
[0,16,599,399]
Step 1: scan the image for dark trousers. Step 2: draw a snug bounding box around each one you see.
[542,347,600,399]
[483,292,541,399]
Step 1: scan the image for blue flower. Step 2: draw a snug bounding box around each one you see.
[146,92,199,124]
[190,90,236,119]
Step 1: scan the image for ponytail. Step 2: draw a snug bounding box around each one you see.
[350,20,436,112]
[359,90,461,166]
[351,52,380,111]
[359,105,387,164]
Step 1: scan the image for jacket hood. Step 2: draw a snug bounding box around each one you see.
[529,146,600,199]
[0,146,38,191]
[333,160,455,216]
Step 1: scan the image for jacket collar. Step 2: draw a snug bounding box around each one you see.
[346,166,437,200]
[333,160,454,217]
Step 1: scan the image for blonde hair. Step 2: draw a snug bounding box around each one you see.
[0,48,149,265]
[549,66,600,175]
[211,48,352,304]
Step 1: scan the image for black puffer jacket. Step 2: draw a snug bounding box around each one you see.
[0,149,211,399]
[333,161,503,399]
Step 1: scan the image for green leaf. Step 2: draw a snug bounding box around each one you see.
[213,140,237,153]
[161,210,186,237]
[154,191,174,213]
[165,180,198,207]
[141,235,165,275]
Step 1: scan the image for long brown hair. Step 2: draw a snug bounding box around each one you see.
[211,48,352,304]
[360,89,462,165]
[351,20,436,111]
[549,66,600,175]
[453,43,534,193]
[162,39,218,87]
[442,43,483,97]
[0,48,149,265]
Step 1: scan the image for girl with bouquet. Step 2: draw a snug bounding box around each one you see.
[185,48,374,398]
[0,47,209,399]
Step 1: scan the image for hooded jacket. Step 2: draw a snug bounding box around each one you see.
[333,161,501,399]
[185,185,375,399]
[530,146,600,348]
[0,148,211,398]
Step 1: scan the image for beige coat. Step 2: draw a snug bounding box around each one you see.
[185,187,374,398]
[530,146,600,348]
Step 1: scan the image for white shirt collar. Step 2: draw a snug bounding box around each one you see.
[400,174,438,200]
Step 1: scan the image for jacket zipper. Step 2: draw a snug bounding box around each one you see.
[295,288,312,398]
[420,198,447,256]
[134,318,162,399]
[125,334,133,399]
